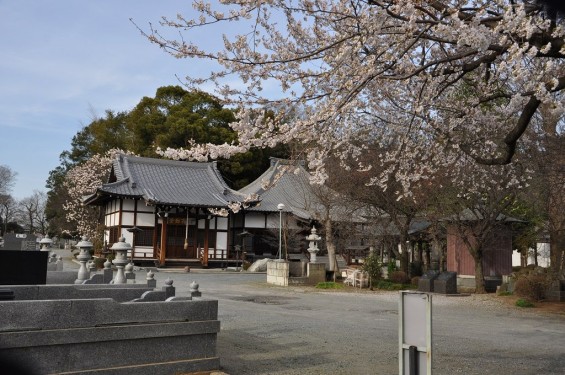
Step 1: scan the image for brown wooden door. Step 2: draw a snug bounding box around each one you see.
[166,224,197,259]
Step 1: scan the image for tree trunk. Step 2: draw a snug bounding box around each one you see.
[324,219,338,275]
[549,229,565,278]
[399,241,410,276]
[473,249,487,294]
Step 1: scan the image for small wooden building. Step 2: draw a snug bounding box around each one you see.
[84,154,254,266]
[447,224,513,277]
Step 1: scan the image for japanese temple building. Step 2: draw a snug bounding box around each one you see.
[84,154,257,266]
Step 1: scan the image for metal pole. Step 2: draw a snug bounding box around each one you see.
[278,209,282,260]
[276,203,285,260]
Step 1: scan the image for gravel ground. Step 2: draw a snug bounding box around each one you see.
[55,253,565,375]
[144,270,565,375]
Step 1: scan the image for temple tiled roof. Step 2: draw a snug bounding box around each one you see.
[84,154,250,208]
[239,158,313,219]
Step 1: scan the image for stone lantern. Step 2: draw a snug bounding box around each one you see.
[39,237,53,251]
[75,236,93,284]
[306,226,321,263]
[110,237,131,284]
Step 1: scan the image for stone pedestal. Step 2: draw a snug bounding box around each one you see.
[418,270,440,293]
[434,271,457,294]
[267,260,289,286]
[307,262,326,285]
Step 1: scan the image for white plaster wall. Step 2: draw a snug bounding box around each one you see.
[105,213,119,227]
[217,232,228,250]
[110,213,120,226]
[512,251,521,267]
[122,232,134,245]
[532,243,551,267]
[122,200,135,211]
[265,213,300,230]
[131,246,153,257]
[217,217,228,230]
[246,213,266,228]
[138,203,154,213]
[122,212,135,226]
[512,243,551,268]
[137,213,155,227]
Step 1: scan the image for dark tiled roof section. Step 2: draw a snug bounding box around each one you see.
[96,155,247,207]
[239,158,314,219]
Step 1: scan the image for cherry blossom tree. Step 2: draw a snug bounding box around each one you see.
[142,1,565,278]
[63,150,129,239]
[143,1,564,185]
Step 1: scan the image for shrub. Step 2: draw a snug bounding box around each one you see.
[390,271,408,284]
[411,276,420,287]
[515,298,535,308]
[376,280,403,290]
[362,252,382,284]
[92,257,106,269]
[514,273,549,301]
[316,282,344,289]
[387,260,398,276]
[497,291,513,296]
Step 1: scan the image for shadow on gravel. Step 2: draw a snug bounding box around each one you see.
[229,295,298,305]
[217,328,332,374]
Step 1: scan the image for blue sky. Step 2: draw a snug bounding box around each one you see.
[0,0,223,200]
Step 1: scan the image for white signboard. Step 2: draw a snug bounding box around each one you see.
[399,291,432,375]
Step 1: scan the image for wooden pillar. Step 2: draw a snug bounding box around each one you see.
[159,217,168,266]
[132,200,138,258]
[202,218,209,267]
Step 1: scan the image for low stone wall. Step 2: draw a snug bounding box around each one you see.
[457,275,476,293]
[289,260,307,277]
[46,270,85,284]
[7,284,153,303]
[267,260,289,286]
[267,260,327,286]
[0,298,220,374]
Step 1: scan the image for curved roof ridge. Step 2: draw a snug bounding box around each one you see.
[86,154,252,207]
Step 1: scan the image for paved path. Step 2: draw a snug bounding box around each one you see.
[141,270,565,375]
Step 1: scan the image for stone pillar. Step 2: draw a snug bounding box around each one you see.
[125,262,136,283]
[146,270,157,288]
[75,237,93,284]
[103,259,113,283]
[190,281,202,297]
[162,278,175,299]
